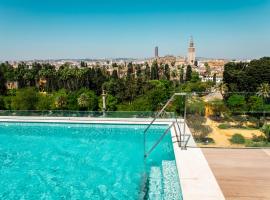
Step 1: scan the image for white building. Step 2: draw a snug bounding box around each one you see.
[200,75,223,83]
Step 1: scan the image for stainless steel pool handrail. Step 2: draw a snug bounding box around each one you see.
[175,119,191,149]
[143,95,176,135]
[143,93,188,159]
[144,122,175,158]
[175,118,181,147]
[143,93,187,135]
[182,135,191,150]
[144,118,191,159]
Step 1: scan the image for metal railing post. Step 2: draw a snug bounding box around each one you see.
[143,130,146,160]
[182,94,187,150]
[175,118,182,147]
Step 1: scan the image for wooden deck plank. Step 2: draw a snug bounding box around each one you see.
[202,149,270,200]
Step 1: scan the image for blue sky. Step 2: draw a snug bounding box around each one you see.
[0,0,270,60]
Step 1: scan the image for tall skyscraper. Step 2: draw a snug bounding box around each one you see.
[155,46,159,58]
[187,37,195,65]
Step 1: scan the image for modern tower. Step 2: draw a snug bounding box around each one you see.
[187,37,195,65]
[155,46,159,58]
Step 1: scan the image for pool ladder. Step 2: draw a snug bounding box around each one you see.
[143,93,190,159]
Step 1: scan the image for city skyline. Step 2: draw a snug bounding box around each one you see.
[1,0,270,60]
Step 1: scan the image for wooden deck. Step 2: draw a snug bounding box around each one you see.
[203,148,270,200]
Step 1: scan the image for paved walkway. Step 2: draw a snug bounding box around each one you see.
[203,148,270,200]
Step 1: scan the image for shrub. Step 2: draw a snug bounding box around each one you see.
[261,124,270,142]
[229,134,245,144]
[207,99,225,118]
[251,134,266,142]
[218,123,231,129]
[246,141,270,147]
[187,97,205,116]
[231,115,247,128]
[246,116,262,128]
[187,115,212,141]
[201,137,215,144]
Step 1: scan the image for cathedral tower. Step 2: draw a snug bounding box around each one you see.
[187,36,195,65]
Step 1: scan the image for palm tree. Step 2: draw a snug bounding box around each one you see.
[77,93,90,109]
[219,83,228,97]
[39,65,57,92]
[257,83,270,121]
[257,83,270,100]
[171,69,177,79]
[55,95,67,109]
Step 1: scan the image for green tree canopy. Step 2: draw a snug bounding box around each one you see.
[111,69,118,80]
[11,88,38,110]
[185,65,192,82]
[146,80,171,111]
[77,90,98,111]
[227,94,246,112]
[190,71,200,83]
[223,57,270,94]
[99,94,118,111]
[36,93,53,110]
[151,61,159,80]
[0,96,5,110]
[144,63,151,80]
[248,96,264,111]
[53,89,68,110]
[179,66,184,84]
[0,66,7,95]
[164,64,170,80]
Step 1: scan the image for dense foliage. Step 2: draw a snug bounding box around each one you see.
[0,61,213,112]
[223,57,270,94]
[222,57,270,121]
[261,124,270,142]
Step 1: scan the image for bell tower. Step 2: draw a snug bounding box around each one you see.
[187,36,195,65]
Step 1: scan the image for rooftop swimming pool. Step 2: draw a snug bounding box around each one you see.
[0,122,182,199]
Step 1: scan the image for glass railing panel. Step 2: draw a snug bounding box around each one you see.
[184,92,270,148]
[0,110,175,119]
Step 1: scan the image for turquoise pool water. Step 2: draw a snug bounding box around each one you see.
[0,122,181,199]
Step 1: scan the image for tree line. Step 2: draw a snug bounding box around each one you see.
[0,60,208,112]
[221,57,270,112]
[1,57,268,113]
